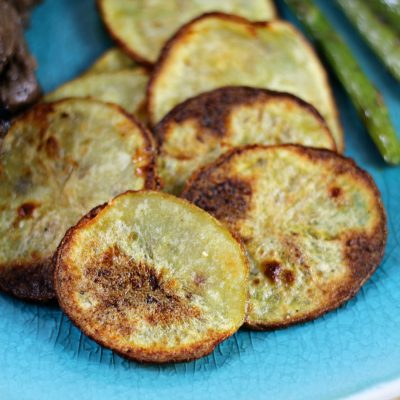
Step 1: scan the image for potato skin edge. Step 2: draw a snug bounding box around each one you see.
[97,2,279,68]
[96,0,155,68]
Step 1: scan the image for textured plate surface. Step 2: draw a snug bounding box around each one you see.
[1,0,399,399]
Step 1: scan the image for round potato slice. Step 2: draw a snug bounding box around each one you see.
[155,87,336,194]
[0,99,156,301]
[45,69,149,123]
[85,48,137,74]
[148,13,343,151]
[182,145,386,329]
[97,0,277,65]
[55,191,249,363]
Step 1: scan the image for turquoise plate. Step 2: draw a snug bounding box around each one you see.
[1,1,399,399]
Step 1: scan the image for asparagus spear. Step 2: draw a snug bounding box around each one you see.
[369,0,400,31]
[338,0,400,81]
[284,0,400,164]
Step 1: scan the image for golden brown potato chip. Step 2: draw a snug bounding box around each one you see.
[155,87,336,194]
[0,99,156,301]
[97,0,277,65]
[182,145,386,329]
[45,69,149,123]
[148,13,343,151]
[55,191,249,363]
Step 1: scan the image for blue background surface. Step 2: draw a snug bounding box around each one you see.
[1,1,399,399]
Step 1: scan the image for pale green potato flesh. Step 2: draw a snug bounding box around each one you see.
[85,48,137,74]
[0,99,154,274]
[99,0,276,64]
[158,91,336,194]
[149,16,343,150]
[183,146,384,327]
[57,192,248,355]
[45,69,149,122]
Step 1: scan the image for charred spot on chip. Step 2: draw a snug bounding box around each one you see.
[282,270,295,287]
[344,229,386,280]
[44,136,59,158]
[146,294,159,304]
[168,89,256,137]
[329,186,342,199]
[164,87,277,137]
[199,105,227,136]
[83,244,201,327]
[31,102,54,123]
[17,201,38,218]
[185,177,252,224]
[262,260,282,284]
[148,269,161,291]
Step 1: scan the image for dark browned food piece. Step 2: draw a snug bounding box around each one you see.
[8,0,41,25]
[0,0,41,134]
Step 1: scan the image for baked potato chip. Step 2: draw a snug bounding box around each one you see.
[97,0,277,65]
[182,145,386,329]
[85,48,137,74]
[0,99,156,301]
[45,69,149,122]
[148,13,343,151]
[155,87,336,194]
[55,191,248,363]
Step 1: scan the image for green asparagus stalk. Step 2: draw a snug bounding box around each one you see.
[338,0,400,82]
[369,0,400,31]
[284,0,400,164]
